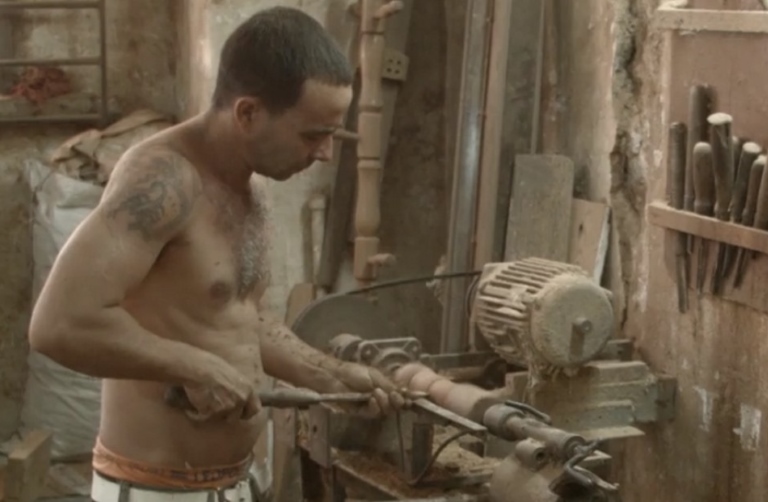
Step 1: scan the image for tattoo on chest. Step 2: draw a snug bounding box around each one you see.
[211,183,272,297]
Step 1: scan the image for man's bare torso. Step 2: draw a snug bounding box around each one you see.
[99,126,272,468]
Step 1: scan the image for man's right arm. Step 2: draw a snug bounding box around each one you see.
[29,148,219,385]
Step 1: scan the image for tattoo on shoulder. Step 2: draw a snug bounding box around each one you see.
[105,150,200,242]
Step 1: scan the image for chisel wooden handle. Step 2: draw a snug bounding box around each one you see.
[742,155,766,227]
[669,122,688,312]
[734,155,768,288]
[732,136,745,181]
[693,142,714,293]
[731,142,761,223]
[754,157,768,231]
[685,85,713,255]
[669,123,687,211]
[684,86,713,217]
[722,142,762,279]
[708,113,733,222]
[693,142,715,217]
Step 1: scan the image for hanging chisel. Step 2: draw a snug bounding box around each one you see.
[684,85,714,257]
[732,136,745,181]
[722,141,762,279]
[735,155,768,287]
[668,122,688,312]
[693,141,715,293]
[707,112,734,295]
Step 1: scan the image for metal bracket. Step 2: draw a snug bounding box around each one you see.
[307,405,332,468]
[382,47,409,81]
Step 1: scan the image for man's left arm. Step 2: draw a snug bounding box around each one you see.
[258,314,406,414]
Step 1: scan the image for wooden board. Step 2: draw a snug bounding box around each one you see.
[4,430,52,502]
[492,0,547,263]
[284,283,316,326]
[0,462,92,502]
[648,201,768,254]
[568,198,610,282]
[655,6,768,33]
[503,154,575,262]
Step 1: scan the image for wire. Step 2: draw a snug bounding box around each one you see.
[344,270,483,296]
[406,429,473,486]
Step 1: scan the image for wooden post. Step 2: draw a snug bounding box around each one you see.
[353,0,403,286]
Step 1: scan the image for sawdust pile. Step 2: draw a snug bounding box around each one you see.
[4,66,72,106]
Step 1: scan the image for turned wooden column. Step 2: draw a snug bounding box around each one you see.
[353,0,402,285]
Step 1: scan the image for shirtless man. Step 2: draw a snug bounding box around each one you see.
[28,7,406,502]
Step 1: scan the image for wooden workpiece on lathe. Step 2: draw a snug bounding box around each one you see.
[353,0,402,284]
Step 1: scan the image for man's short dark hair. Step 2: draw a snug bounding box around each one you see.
[212,7,354,113]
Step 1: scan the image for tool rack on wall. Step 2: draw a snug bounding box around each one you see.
[649,5,768,313]
[0,0,108,125]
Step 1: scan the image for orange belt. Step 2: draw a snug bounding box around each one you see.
[92,438,252,490]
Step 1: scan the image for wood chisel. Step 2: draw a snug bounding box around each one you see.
[164,385,429,413]
[668,122,688,312]
[692,142,715,293]
[735,155,768,287]
[707,112,734,295]
[684,85,713,256]
[722,141,762,279]
[732,136,745,181]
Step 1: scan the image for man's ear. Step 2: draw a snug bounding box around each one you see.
[232,97,264,132]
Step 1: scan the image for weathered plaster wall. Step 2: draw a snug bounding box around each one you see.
[621,2,768,501]
[0,0,177,440]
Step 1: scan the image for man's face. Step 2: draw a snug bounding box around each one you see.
[235,80,352,181]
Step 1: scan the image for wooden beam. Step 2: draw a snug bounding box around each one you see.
[654,6,768,34]
[5,430,53,502]
[473,0,513,269]
[648,201,768,254]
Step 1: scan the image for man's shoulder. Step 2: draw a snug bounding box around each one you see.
[110,142,202,193]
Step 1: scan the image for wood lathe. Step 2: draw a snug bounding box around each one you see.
[282,257,676,502]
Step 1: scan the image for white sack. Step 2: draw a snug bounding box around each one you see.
[19,160,104,459]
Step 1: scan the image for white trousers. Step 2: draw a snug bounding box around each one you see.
[91,471,271,502]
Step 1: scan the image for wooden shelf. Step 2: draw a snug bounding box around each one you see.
[0,1,100,9]
[648,201,768,255]
[0,0,108,126]
[654,6,768,34]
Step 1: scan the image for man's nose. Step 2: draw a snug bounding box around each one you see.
[313,136,334,163]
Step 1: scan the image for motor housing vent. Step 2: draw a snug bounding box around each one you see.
[472,257,614,377]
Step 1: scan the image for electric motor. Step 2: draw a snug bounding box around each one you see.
[472,257,614,378]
